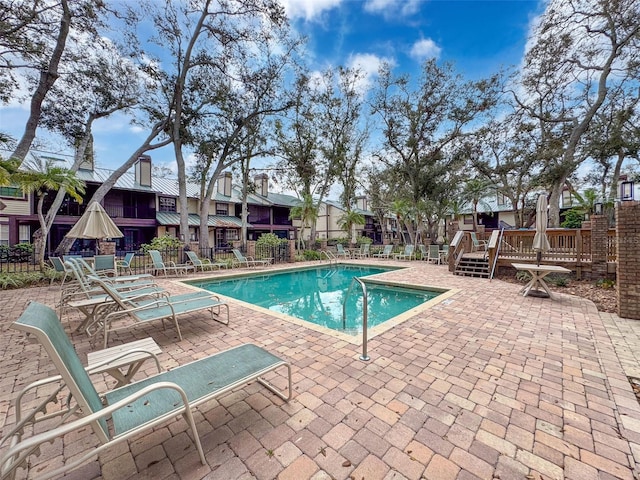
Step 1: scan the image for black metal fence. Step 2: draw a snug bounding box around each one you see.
[0,243,291,275]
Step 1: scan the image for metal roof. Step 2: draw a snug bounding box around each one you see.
[6,150,347,212]
[156,212,246,228]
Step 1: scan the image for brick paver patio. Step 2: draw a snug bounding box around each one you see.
[1,260,639,479]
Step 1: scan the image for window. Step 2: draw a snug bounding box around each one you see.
[497,192,506,206]
[0,186,24,199]
[561,190,572,208]
[227,229,239,241]
[0,224,7,245]
[19,225,30,243]
[621,181,634,200]
[159,197,176,212]
[216,203,228,215]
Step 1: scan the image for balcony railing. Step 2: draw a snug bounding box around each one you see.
[103,205,156,219]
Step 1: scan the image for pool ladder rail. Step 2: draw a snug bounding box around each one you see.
[320,250,339,266]
[343,277,370,361]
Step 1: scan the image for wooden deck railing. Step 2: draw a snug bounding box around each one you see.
[494,228,618,262]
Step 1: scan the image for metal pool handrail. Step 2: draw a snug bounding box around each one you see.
[343,277,370,361]
[320,250,338,265]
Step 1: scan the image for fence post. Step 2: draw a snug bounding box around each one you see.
[616,201,640,320]
[591,215,608,281]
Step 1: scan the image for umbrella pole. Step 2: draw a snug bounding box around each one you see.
[536,251,542,266]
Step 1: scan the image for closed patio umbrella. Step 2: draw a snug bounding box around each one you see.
[66,202,123,250]
[532,194,550,266]
[436,218,446,244]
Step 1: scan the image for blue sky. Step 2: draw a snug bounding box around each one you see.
[1,0,543,178]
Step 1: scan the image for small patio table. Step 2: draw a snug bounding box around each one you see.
[512,263,570,299]
[87,337,162,387]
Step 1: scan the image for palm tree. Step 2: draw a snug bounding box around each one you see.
[337,209,365,245]
[0,157,20,186]
[13,156,85,271]
[289,194,318,251]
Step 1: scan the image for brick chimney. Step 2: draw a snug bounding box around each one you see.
[254,173,269,197]
[135,155,152,187]
[218,171,232,197]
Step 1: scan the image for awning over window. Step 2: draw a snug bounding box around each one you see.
[156,212,247,228]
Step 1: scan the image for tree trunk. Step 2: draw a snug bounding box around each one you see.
[51,129,94,255]
[548,179,565,227]
[13,1,71,162]
[35,196,48,271]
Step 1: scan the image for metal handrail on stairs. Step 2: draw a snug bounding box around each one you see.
[343,277,370,361]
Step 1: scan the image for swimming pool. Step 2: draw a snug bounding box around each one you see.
[188,265,443,334]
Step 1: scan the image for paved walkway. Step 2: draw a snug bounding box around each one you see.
[1,261,640,480]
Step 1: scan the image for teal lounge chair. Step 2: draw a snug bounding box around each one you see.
[93,254,117,277]
[372,244,393,259]
[116,252,136,275]
[335,244,351,259]
[185,250,227,271]
[73,257,153,284]
[49,256,72,286]
[1,302,291,479]
[88,276,229,347]
[231,249,271,268]
[394,244,415,261]
[148,249,194,276]
[470,232,487,252]
[427,244,441,264]
[352,243,370,259]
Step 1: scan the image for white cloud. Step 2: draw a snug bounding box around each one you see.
[409,38,441,61]
[280,0,343,21]
[364,0,421,17]
[347,53,392,93]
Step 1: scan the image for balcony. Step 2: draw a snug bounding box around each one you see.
[104,204,157,220]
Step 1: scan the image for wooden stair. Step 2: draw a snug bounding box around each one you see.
[455,255,490,278]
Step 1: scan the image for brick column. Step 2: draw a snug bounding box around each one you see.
[590,215,608,280]
[246,240,256,258]
[98,241,116,255]
[288,239,296,262]
[616,201,640,320]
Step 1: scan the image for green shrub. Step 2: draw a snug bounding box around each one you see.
[596,278,615,289]
[303,250,321,261]
[355,236,373,246]
[294,254,306,262]
[140,235,183,252]
[547,275,569,287]
[256,233,287,247]
[561,209,585,228]
[515,270,532,282]
[0,271,48,289]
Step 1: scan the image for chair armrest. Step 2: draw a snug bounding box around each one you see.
[0,381,194,480]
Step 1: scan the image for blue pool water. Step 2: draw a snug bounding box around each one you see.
[189,265,441,334]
